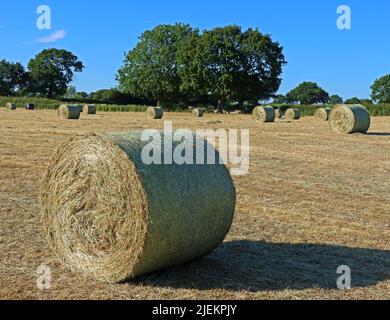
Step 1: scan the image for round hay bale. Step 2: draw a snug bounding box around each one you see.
[5,103,16,110]
[83,105,97,115]
[252,106,275,123]
[25,103,35,110]
[329,104,371,134]
[285,108,301,121]
[146,107,164,120]
[314,108,331,121]
[58,104,81,120]
[193,108,205,118]
[40,132,236,283]
[275,108,282,119]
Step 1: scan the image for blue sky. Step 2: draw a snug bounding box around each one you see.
[0,0,389,99]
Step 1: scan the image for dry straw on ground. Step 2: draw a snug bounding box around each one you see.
[5,103,16,110]
[193,108,205,118]
[275,109,282,119]
[315,108,331,121]
[58,105,81,120]
[83,105,97,115]
[329,104,371,134]
[40,132,236,283]
[146,107,164,120]
[252,106,275,123]
[285,109,301,121]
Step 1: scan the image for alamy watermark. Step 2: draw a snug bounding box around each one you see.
[36,264,52,290]
[140,121,250,176]
[36,5,51,30]
[337,265,352,290]
[337,5,351,30]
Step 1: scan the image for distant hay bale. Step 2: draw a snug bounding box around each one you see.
[275,109,282,119]
[58,104,81,120]
[285,108,301,121]
[25,103,35,110]
[314,108,331,121]
[6,103,16,110]
[40,132,236,283]
[83,105,97,114]
[146,107,164,120]
[252,106,275,123]
[193,108,205,117]
[329,104,371,134]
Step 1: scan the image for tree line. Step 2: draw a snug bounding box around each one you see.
[1,23,390,109]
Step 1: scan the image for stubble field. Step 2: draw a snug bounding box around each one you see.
[0,109,389,300]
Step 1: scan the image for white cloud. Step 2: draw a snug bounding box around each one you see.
[37,30,66,43]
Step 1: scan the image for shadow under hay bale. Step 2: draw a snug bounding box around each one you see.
[146,107,164,120]
[252,106,275,123]
[83,104,97,114]
[134,240,390,292]
[329,104,371,134]
[40,132,236,283]
[285,108,301,121]
[315,107,331,121]
[5,102,16,110]
[58,104,81,120]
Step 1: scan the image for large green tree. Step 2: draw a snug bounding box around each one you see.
[178,26,286,112]
[329,94,343,105]
[273,94,287,104]
[27,49,84,98]
[344,97,361,104]
[117,24,197,106]
[371,74,390,103]
[0,60,27,96]
[286,82,329,105]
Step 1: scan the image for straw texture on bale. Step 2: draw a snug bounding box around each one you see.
[252,106,275,123]
[25,103,35,110]
[58,104,81,120]
[83,105,97,115]
[285,108,301,121]
[6,103,16,110]
[329,104,371,134]
[193,108,205,118]
[275,109,282,119]
[146,107,164,120]
[40,132,236,283]
[314,108,331,121]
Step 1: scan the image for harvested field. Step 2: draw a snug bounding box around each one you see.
[0,109,389,300]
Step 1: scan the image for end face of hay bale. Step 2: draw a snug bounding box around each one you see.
[25,103,35,110]
[83,105,97,115]
[6,103,16,110]
[40,132,235,282]
[58,104,81,120]
[193,108,205,118]
[329,104,371,134]
[275,108,282,119]
[146,107,164,120]
[314,108,331,121]
[252,106,276,123]
[285,108,301,121]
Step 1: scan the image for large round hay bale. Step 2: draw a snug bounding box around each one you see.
[5,103,16,110]
[285,108,301,121]
[193,108,205,118]
[40,132,236,283]
[329,104,371,134]
[275,108,282,119]
[83,105,97,115]
[25,103,35,110]
[146,107,164,120]
[314,108,331,121]
[58,104,81,120]
[252,106,275,123]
